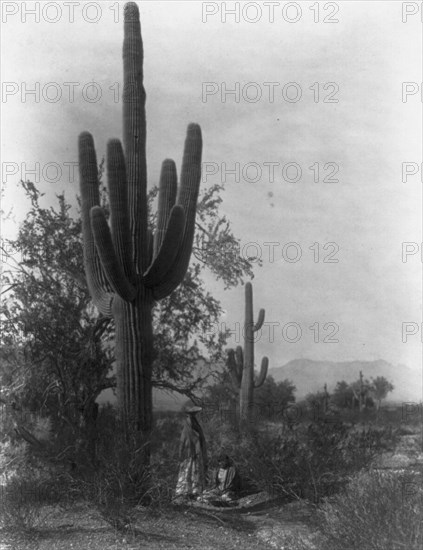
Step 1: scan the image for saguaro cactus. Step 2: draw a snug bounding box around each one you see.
[227,282,269,424]
[321,383,330,413]
[78,2,202,439]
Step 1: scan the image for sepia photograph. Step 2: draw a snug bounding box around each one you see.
[1,1,422,548]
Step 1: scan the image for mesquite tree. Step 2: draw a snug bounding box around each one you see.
[78,2,202,438]
[227,282,269,424]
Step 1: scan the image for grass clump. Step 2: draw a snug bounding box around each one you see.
[318,468,423,550]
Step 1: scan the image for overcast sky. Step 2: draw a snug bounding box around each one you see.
[1,1,422,378]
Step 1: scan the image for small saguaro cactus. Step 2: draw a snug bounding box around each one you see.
[78,2,202,443]
[323,383,330,413]
[352,370,366,412]
[227,282,269,424]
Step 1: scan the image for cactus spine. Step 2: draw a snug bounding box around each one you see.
[227,282,269,424]
[78,2,202,439]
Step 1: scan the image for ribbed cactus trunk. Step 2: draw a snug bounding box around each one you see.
[113,294,154,433]
[227,283,269,427]
[78,2,202,446]
[240,283,257,421]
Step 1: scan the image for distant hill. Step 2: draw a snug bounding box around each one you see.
[98,359,422,411]
[269,359,422,402]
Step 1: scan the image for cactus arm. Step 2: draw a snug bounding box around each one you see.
[176,124,202,215]
[227,349,242,392]
[245,282,253,328]
[142,206,185,287]
[254,357,269,388]
[78,131,114,317]
[151,124,202,300]
[254,309,265,332]
[91,206,137,301]
[123,2,149,274]
[147,229,153,266]
[154,159,177,257]
[107,139,135,280]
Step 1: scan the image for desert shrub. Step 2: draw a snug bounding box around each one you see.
[0,442,71,531]
[319,469,423,550]
[266,530,324,550]
[202,415,398,503]
[149,413,183,505]
[0,474,46,531]
[74,426,150,531]
[378,404,422,428]
[0,403,81,505]
[0,404,187,534]
[68,407,185,531]
[0,469,67,531]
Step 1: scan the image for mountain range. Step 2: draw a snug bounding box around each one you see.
[151,358,422,410]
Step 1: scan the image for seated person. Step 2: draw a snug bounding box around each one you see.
[202,453,241,504]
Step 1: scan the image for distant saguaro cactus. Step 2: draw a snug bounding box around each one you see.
[78,2,202,442]
[227,282,269,425]
[323,383,329,413]
[352,370,366,412]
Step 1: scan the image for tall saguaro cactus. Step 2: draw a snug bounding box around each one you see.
[78,2,202,439]
[227,282,269,425]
